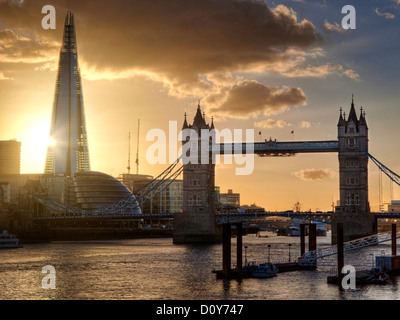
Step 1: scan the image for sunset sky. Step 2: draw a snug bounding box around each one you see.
[1,0,400,211]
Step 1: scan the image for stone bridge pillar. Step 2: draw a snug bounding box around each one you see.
[173,104,220,244]
[332,97,377,243]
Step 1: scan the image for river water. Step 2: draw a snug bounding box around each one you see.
[1,231,399,300]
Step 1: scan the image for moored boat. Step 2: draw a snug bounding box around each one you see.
[365,272,389,284]
[0,230,23,249]
[288,226,300,236]
[251,263,278,278]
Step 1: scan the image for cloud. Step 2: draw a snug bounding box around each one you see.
[206,72,237,87]
[266,48,359,80]
[205,80,307,119]
[254,119,291,128]
[375,8,395,19]
[276,62,344,78]
[0,0,322,95]
[294,168,336,180]
[300,121,311,128]
[0,71,12,80]
[0,28,59,64]
[322,21,346,33]
[342,69,360,80]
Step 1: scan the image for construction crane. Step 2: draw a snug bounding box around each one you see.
[136,119,140,175]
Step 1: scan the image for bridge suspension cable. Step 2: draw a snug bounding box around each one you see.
[367,152,400,188]
[132,155,182,199]
[299,229,400,266]
[93,164,183,214]
[34,156,184,215]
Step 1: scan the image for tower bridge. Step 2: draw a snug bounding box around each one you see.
[33,97,400,245]
[174,97,377,244]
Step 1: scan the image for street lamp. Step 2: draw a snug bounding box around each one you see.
[288,244,292,263]
[268,245,271,263]
[369,253,375,268]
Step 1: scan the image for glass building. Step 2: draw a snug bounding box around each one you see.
[67,171,141,214]
[44,12,90,176]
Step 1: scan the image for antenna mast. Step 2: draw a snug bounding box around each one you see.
[127,132,131,174]
[136,119,140,175]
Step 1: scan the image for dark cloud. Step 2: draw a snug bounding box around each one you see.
[0,28,59,63]
[0,0,322,96]
[206,80,307,118]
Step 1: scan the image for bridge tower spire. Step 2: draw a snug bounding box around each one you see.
[333,97,376,243]
[173,103,218,244]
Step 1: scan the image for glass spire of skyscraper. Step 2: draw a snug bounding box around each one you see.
[44,11,90,176]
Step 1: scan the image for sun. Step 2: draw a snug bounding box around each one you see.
[48,137,56,147]
[20,121,51,174]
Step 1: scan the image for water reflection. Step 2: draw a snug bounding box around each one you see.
[0,233,399,300]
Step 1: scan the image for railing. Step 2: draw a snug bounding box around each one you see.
[299,230,400,266]
[33,213,173,220]
[216,211,332,224]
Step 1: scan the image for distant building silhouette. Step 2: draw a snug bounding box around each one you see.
[0,140,21,175]
[220,189,240,208]
[44,12,90,176]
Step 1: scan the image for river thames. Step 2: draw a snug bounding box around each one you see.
[1,231,399,300]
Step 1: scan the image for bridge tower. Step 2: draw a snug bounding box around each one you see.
[173,103,219,244]
[332,97,377,243]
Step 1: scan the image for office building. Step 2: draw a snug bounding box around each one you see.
[44,12,90,176]
[220,189,240,208]
[0,140,21,175]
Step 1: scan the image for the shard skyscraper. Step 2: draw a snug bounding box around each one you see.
[44,12,90,176]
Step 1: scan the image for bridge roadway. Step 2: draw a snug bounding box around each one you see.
[31,211,398,223]
[213,140,339,156]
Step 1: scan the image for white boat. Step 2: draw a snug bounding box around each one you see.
[251,263,278,278]
[0,230,22,249]
[288,226,300,236]
[288,222,327,237]
[316,224,327,236]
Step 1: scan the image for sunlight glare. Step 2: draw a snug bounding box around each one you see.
[20,121,50,174]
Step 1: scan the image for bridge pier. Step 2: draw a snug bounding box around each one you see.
[300,224,306,256]
[173,212,220,244]
[308,223,317,252]
[219,223,244,279]
[236,223,243,276]
[331,212,377,244]
[222,224,231,279]
[337,223,344,284]
[392,223,397,256]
